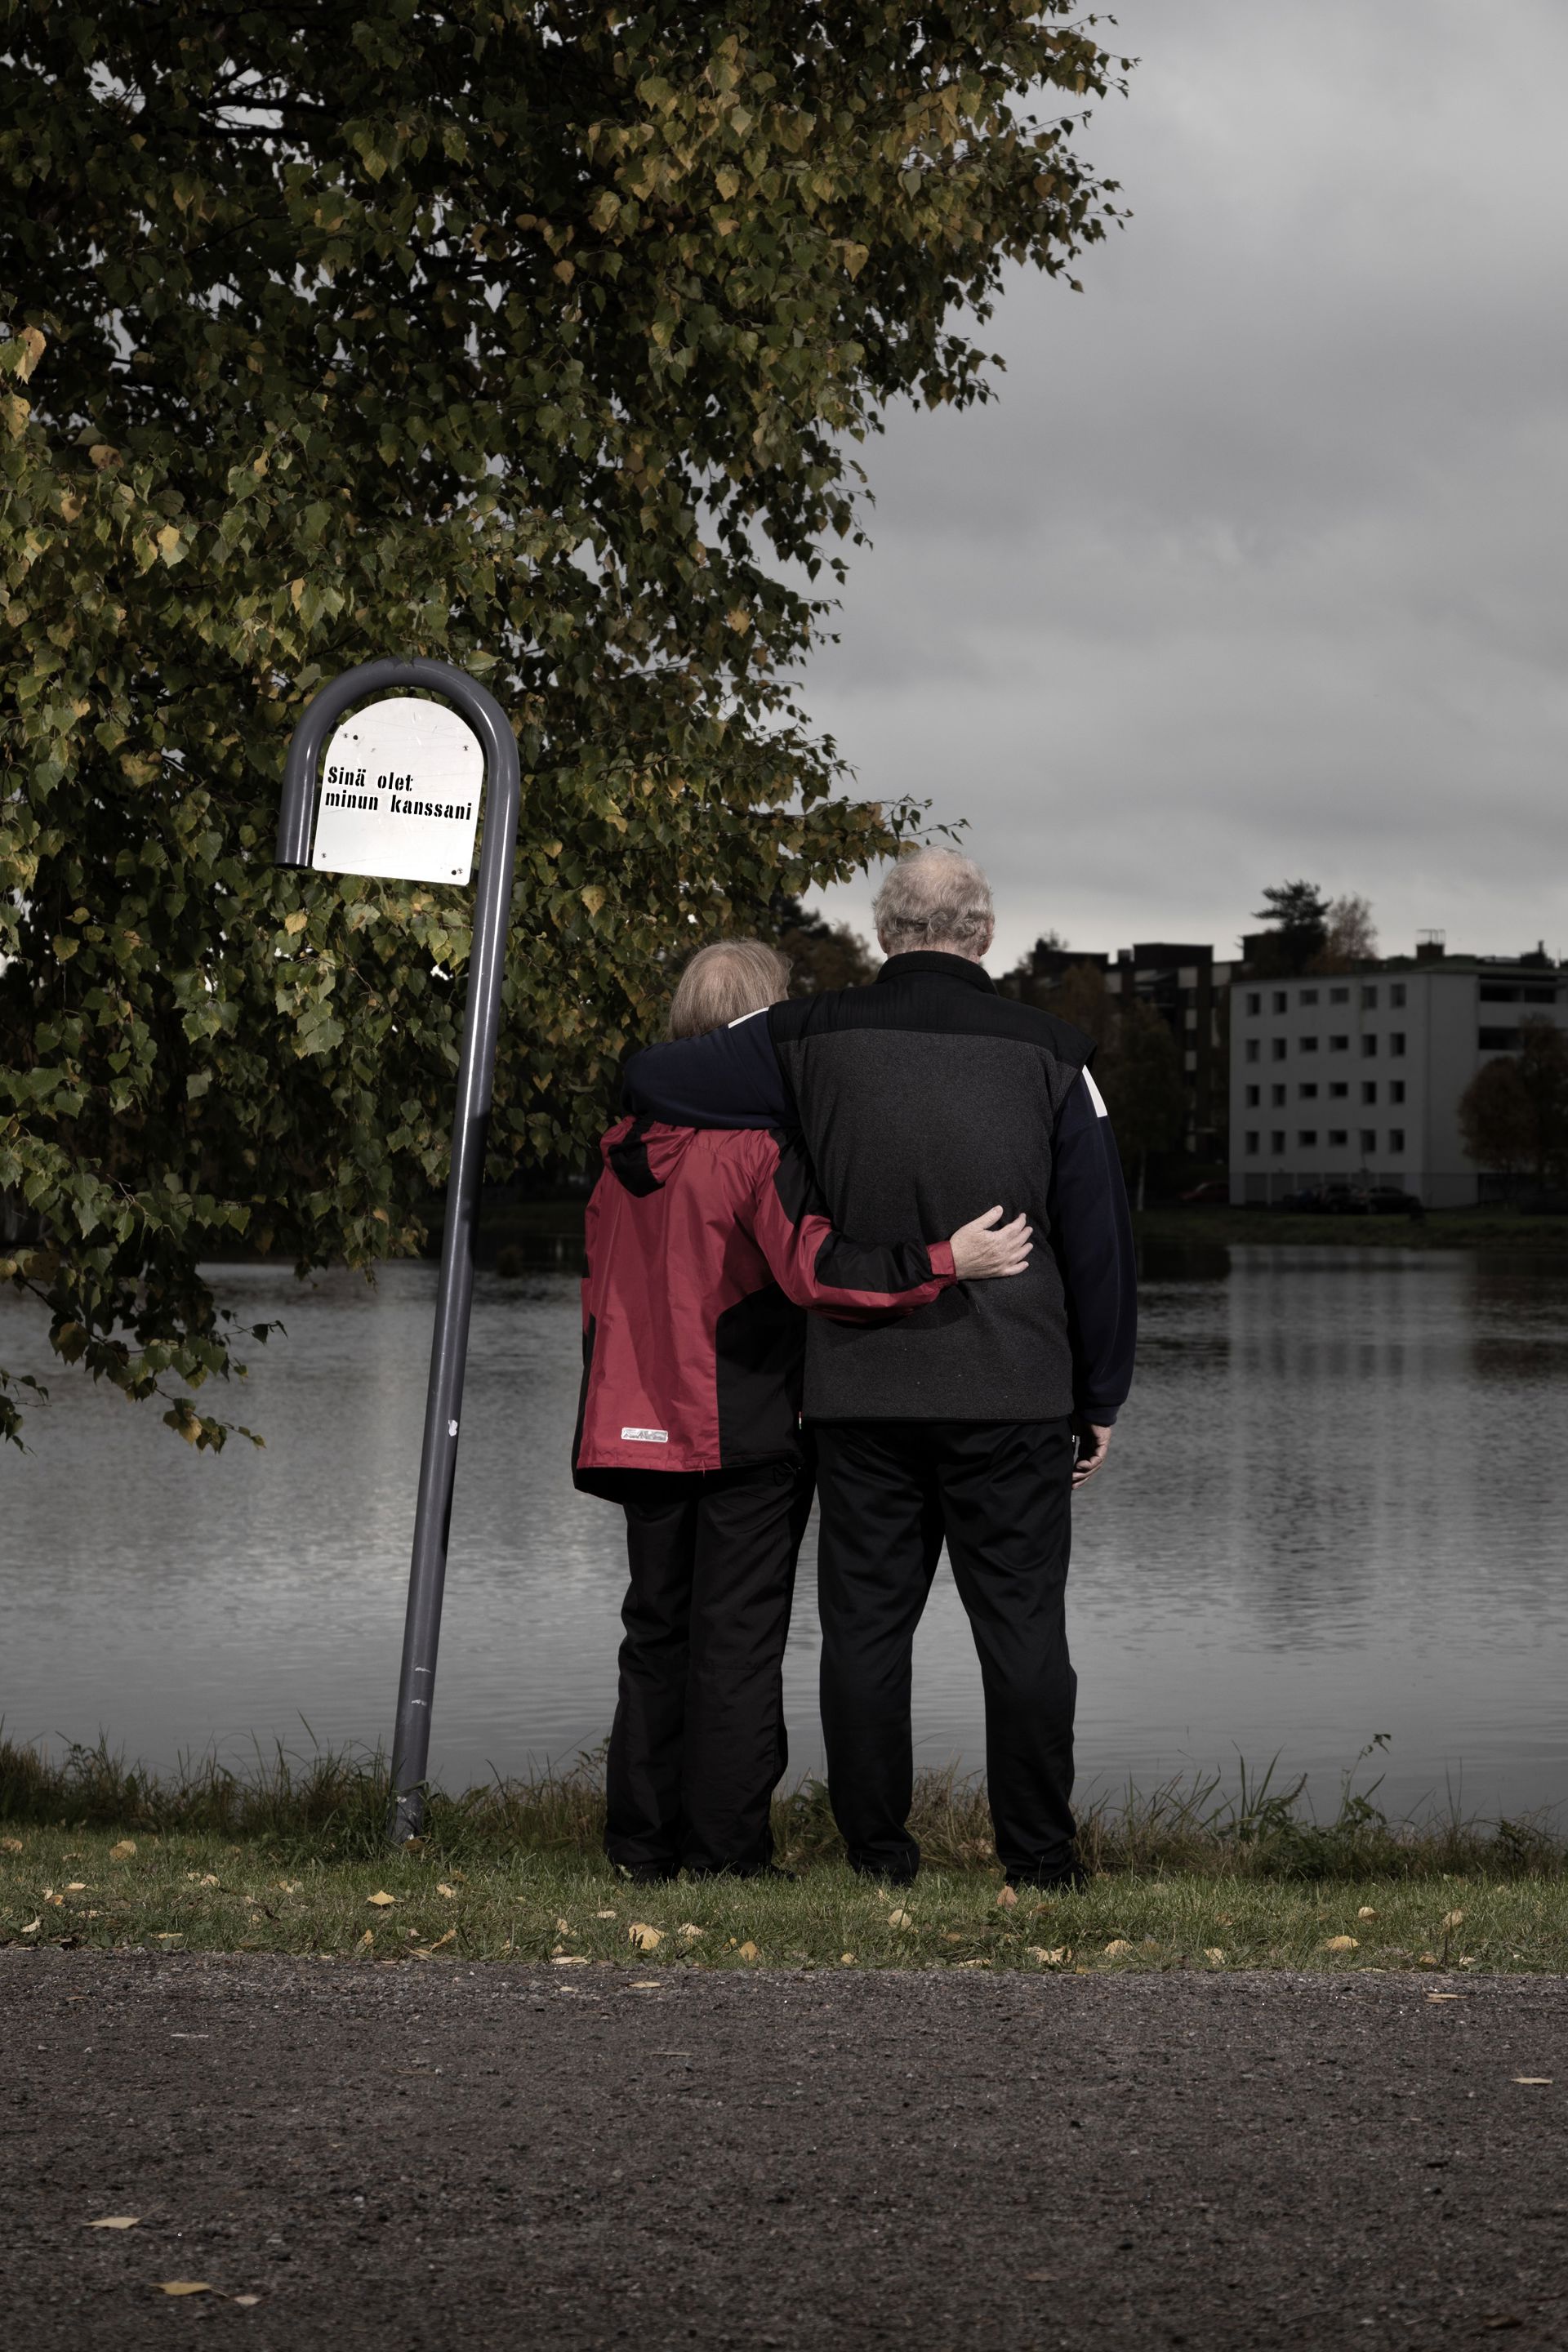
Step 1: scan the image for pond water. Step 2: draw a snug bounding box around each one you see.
[2,1248,1566,1823]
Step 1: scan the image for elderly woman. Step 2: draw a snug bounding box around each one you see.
[574,937,1031,1883]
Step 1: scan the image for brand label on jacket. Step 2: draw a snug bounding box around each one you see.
[621,1427,669,1443]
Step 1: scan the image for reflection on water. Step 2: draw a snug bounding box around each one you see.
[2,1248,1566,1819]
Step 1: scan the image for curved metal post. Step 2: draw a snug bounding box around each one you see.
[275,657,522,1844]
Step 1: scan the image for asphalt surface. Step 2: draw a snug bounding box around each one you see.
[3,1953,1565,2350]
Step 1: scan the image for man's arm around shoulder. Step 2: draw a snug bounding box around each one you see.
[621,1006,789,1129]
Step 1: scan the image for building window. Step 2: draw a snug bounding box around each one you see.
[1330,1080,1348,1099]
[1389,1129,1405,1153]
[1361,1034,1379,1058]
[1390,983,1406,1008]
[1272,991,1288,1013]
[1479,1027,1522,1051]
[1300,1035,1319,1054]
[1330,986,1349,1004]
[1272,1084,1287,1107]
[1361,984,1379,1009]
[1271,1131,1286,1156]
[1361,1081,1378,1105]
[1299,1081,1318,1100]
[1245,1039,1259,1062]
[1330,1035,1349,1053]
[1300,988,1319,1006]
[1271,1038,1287,1062]
[1328,1128,1348,1147]
[1245,991,1261,1015]
[1298,1129,1318,1148]
[1245,1132,1260,1156]
[1390,1031,1406,1057]
[1245,1084,1260,1108]
[1390,1080,1405,1104]
[1359,1129,1376,1155]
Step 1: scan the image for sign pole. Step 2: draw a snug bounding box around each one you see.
[276,657,522,1844]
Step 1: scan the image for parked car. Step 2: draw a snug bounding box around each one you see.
[1359,1187,1425,1218]
[1275,1186,1326,1211]
[1180,1179,1231,1205]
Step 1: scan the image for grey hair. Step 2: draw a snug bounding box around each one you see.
[667,938,792,1039]
[871,848,995,956]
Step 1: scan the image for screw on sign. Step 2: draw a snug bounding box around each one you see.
[276,658,521,1844]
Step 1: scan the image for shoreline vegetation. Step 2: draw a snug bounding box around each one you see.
[4,1738,1564,1976]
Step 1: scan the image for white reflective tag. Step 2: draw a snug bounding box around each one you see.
[621,1427,670,1444]
[1084,1069,1110,1119]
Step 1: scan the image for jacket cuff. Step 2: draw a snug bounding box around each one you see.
[1076,1401,1120,1425]
[926,1238,956,1284]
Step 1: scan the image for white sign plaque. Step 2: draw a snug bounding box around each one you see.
[312,697,483,885]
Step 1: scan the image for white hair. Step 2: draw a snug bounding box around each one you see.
[871,848,995,956]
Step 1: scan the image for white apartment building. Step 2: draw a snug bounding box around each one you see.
[1229,949,1568,1207]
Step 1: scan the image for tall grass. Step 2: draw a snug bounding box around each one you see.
[2,1731,1560,1880]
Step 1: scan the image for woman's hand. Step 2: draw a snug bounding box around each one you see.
[948,1206,1033,1281]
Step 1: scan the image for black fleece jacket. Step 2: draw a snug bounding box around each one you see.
[622,952,1137,1426]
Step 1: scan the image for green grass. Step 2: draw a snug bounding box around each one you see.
[2,1735,1564,1972]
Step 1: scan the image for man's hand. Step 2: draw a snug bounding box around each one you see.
[1071,1416,1114,1488]
[949,1206,1033,1281]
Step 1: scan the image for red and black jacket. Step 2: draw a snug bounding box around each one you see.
[572,1116,956,1492]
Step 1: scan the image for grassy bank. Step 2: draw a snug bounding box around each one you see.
[2,1738,1564,1973]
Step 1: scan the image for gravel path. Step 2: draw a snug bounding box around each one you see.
[4,1952,1566,2349]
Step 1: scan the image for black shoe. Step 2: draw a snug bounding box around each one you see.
[613,1860,678,1886]
[1007,1860,1089,1893]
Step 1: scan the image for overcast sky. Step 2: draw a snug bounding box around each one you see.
[801,0,1568,973]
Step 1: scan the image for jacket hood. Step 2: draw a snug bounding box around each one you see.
[602,1114,700,1198]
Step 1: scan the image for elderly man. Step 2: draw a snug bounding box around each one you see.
[622,849,1135,1889]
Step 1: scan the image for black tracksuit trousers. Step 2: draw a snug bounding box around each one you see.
[605,1455,814,1878]
[813,1419,1078,1884]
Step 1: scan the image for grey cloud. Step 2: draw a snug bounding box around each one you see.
[799,0,1568,969]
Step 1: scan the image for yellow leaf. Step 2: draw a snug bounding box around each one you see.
[1204,1948,1226,1964]
[157,2282,214,2296]
[1357,1906,1377,1919]
[839,1952,855,1965]
[65,1882,87,1893]
[597,1909,620,1921]
[1417,1951,1440,1967]
[20,1917,41,1935]
[581,884,607,918]
[358,1929,374,1948]
[437,1883,459,1899]
[1323,1936,1358,1952]
[1028,1945,1071,1966]
[886,1908,914,1930]
[109,1839,136,1860]
[550,1953,590,1966]
[366,1891,396,1908]
[234,2296,263,2308]
[2,1836,23,1852]
[737,1940,760,1961]
[87,2216,141,2230]
[156,525,182,564]
[428,1929,457,1949]
[13,324,46,380]
[554,1916,571,1934]
[725,606,751,633]
[677,1922,703,1940]
[1440,1909,1464,1931]
[628,1921,663,1951]
[1102,1939,1134,1957]
[88,443,121,471]
[283,909,308,935]
[995,1885,1018,1909]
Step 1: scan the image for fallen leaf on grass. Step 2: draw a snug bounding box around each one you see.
[628,1922,663,1951]
[154,1932,184,1944]
[678,1923,702,1940]
[1357,1906,1378,1919]
[1204,1948,1226,1965]
[366,1891,396,1909]
[554,1916,572,1934]
[597,1909,619,1921]
[428,1928,456,1950]
[737,1940,760,1962]
[20,1917,41,1935]
[1323,1936,1359,1952]
[886,1908,914,1931]
[436,1883,458,1900]
[44,1891,64,1906]
[840,1952,855,1966]
[86,2216,140,2230]
[65,1881,87,1892]
[995,1885,1018,1909]
[1102,1940,1134,1957]
[1028,1945,1071,1966]
[157,2281,214,2296]
[1441,1909,1465,1931]
[1417,1951,1441,1967]
[357,1930,374,1949]
[109,1841,136,1860]
[550,1954,590,1967]
[955,1958,991,1969]
[2,1836,23,1853]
